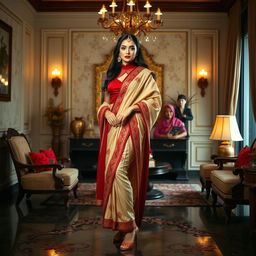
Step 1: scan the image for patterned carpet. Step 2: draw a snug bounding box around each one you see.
[69,183,209,206]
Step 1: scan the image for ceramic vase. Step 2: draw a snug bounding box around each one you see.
[70,117,86,138]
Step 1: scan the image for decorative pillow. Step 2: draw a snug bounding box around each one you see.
[40,149,58,164]
[235,146,254,168]
[29,152,51,173]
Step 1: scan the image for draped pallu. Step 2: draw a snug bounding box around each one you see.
[97,66,161,232]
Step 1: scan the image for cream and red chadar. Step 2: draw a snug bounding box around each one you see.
[96,65,161,232]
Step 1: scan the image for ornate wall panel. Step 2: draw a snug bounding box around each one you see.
[40,29,69,134]
[188,30,218,169]
[23,24,33,133]
[0,7,23,132]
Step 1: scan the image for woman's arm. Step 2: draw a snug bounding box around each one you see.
[104,91,110,104]
[169,131,187,139]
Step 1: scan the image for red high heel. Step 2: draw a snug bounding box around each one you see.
[119,227,138,251]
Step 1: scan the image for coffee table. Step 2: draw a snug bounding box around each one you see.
[147,162,172,200]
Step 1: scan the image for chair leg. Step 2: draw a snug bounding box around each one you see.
[205,181,211,200]
[73,183,78,199]
[26,192,31,201]
[63,191,70,208]
[212,190,218,206]
[16,189,24,206]
[224,201,236,223]
[200,177,205,192]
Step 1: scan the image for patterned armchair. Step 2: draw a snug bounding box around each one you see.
[4,128,79,208]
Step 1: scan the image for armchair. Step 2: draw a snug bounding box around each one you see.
[3,128,79,208]
[210,139,256,222]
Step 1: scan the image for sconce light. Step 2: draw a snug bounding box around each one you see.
[51,69,61,97]
[198,69,208,97]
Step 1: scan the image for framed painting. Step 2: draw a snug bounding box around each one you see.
[0,20,12,101]
[95,46,164,119]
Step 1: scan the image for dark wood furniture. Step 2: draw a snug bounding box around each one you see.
[241,168,256,233]
[147,162,172,200]
[150,138,188,180]
[69,137,188,180]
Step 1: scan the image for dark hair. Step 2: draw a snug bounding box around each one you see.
[177,94,187,101]
[102,34,148,91]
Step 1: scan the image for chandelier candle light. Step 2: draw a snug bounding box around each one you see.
[98,0,163,36]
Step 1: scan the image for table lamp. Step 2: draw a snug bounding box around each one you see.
[209,115,243,157]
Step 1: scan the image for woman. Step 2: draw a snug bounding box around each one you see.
[153,104,187,139]
[97,34,161,251]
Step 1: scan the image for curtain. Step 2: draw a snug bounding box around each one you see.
[222,0,241,115]
[248,0,256,121]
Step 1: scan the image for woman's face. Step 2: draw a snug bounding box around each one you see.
[164,108,173,120]
[119,38,137,65]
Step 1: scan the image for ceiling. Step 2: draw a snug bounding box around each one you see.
[27,0,236,12]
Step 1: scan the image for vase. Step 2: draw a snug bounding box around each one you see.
[243,168,256,186]
[70,117,86,138]
[51,124,62,157]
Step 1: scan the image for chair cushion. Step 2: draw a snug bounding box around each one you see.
[210,170,240,198]
[21,168,79,190]
[200,163,234,180]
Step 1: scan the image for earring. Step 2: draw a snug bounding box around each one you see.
[117,56,121,62]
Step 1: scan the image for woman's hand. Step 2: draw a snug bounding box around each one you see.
[167,134,178,139]
[116,107,134,126]
[105,110,118,126]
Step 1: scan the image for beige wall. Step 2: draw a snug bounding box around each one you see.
[0,0,228,189]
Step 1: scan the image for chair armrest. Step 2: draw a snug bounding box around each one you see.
[15,160,63,170]
[233,168,244,183]
[15,160,65,189]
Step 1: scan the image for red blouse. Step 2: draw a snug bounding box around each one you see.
[107,64,137,104]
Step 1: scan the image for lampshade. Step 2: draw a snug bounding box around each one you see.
[209,115,243,141]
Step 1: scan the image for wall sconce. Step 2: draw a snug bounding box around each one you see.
[198,69,208,97]
[51,69,61,97]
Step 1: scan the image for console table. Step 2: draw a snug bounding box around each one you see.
[150,138,188,180]
[69,137,188,180]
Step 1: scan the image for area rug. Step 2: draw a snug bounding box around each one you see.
[70,183,209,207]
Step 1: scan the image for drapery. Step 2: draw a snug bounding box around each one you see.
[97,66,161,230]
[222,0,241,115]
[248,0,256,121]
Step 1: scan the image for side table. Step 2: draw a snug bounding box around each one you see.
[147,162,172,200]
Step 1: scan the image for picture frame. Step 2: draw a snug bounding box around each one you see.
[0,19,12,101]
[95,46,164,119]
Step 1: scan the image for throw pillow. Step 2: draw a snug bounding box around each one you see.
[40,149,58,164]
[29,152,51,173]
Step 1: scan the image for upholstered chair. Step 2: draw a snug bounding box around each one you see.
[4,128,79,208]
[210,139,256,222]
[200,158,234,199]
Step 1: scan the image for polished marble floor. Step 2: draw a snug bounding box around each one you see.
[0,178,255,256]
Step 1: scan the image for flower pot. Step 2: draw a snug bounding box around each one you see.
[70,117,86,138]
[243,168,256,186]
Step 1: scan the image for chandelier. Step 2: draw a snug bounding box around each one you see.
[97,0,163,37]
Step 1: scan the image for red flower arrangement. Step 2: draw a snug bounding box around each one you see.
[44,98,69,126]
[236,146,256,168]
